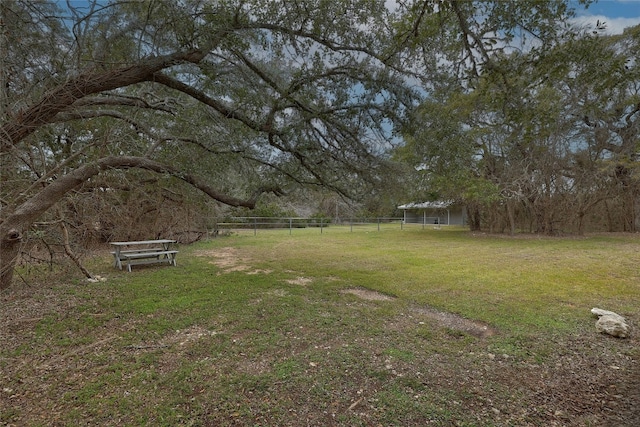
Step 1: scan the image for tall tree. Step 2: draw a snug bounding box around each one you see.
[0,0,415,289]
[565,25,640,231]
[398,3,640,235]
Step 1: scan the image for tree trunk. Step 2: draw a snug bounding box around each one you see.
[506,200,516,236]
[576,211,585,235]
[624,191,636,232]
[635,196,640,232]
[468,204,482,231]
[0,228,22,290]
[604,200,615,232]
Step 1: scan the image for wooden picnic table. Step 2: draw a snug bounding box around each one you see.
[110,239,178,272]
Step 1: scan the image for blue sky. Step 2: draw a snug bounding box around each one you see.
[572,0,640,33]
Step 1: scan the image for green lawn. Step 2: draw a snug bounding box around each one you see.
[2,226,638,426]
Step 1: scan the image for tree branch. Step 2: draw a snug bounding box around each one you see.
[450,1,492,76]
[150,72,275,134]
[1,50,206,152]
[52,109,160,137]
[1,156,281,234]
[71,94,175,114]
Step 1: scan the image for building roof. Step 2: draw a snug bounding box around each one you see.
[398,201,453,210]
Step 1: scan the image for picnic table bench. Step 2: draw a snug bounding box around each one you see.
[110,239,178,272]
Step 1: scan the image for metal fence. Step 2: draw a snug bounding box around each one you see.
[211,217,447,236]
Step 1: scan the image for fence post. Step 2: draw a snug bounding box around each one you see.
[320,218,324,234]
[254,217,257,236]
[377,218,380,231]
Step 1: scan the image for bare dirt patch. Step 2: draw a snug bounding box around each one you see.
[286,276,313,286]
[342,287,395,301]
[411,306,498,338]
[342,287,497,338]
[194,247,271,275]
[160,325,219,347]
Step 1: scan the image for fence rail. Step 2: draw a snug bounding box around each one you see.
[211,217,448,236]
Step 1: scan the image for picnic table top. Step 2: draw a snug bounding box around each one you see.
[110,239,176,246]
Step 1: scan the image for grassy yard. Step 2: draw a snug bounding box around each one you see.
[1,226,639,426]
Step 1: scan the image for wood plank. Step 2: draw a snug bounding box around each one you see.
[120,250,178,272]
[110,239,176,246]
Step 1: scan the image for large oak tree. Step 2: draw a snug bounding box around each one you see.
[0,0,416,288]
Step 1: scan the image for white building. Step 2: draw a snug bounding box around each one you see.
[398,201,467,226]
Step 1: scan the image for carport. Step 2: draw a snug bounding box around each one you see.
[397,201,467,226]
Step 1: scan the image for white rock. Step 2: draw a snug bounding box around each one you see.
[591,307,626,323]
[591,308,630,338]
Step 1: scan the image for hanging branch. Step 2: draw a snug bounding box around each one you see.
[56,208,94,280]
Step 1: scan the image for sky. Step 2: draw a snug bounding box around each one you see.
[572,0,640,34]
